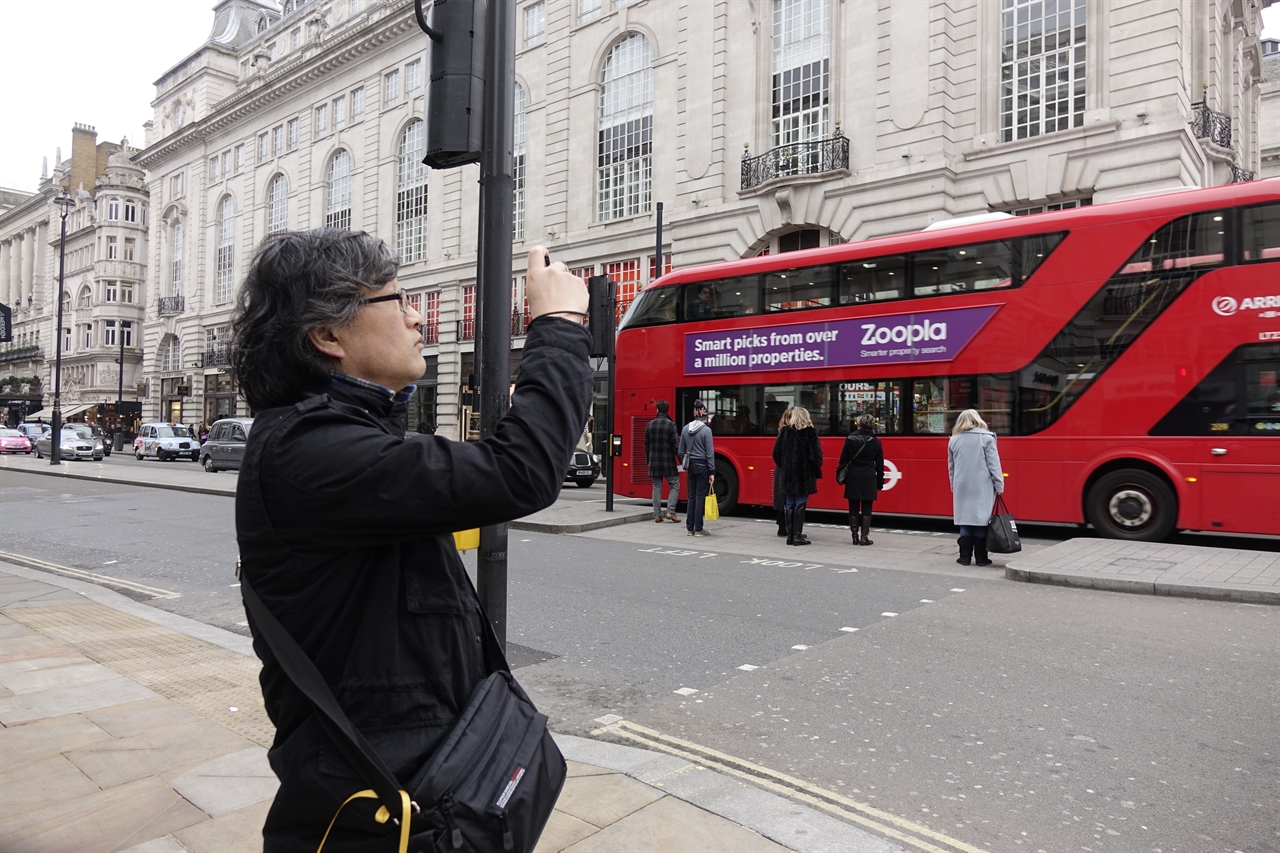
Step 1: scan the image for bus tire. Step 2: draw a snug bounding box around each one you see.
[1085,468,1177,542]
[712,458,738,514]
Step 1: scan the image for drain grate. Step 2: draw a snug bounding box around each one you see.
[4,603,275,747]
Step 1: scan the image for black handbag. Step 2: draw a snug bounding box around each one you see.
[987,495,1022,554]
[835,435,870,486]
[240,571,566,853]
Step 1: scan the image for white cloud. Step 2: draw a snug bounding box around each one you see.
[0,0,215,192]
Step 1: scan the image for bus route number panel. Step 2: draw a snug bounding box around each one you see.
[683,304,1000,375]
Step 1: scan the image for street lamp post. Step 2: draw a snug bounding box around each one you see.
[51,191,75,465]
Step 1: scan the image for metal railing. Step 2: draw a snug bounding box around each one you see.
[158,296,185,315]
[421,322,440,344]
[205,345,232,367]
[458,318,475,341]
[0,346,42,365]
[510,311,532,337]
[741,130,849,191]
[1231,164,1255,183]
[1191,102,1232,149]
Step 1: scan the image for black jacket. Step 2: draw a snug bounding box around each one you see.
[236,318,592,852]
[644,413,679,478]
[838,429,885,502]
[772,426,823,497]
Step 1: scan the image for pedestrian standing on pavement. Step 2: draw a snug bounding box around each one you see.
[948,408,1004,567]
[838,414,884,546]
[772,408,793,536]
[231,229,592,853]
[644,400,681,523]
[677,399,715,536]
[773,406,823,546]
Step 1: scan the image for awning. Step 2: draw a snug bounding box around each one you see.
[58,403,96,420]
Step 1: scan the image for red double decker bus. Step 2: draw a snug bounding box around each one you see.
[611,180,1280,540]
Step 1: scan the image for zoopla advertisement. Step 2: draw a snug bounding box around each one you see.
[683,304,1001,376]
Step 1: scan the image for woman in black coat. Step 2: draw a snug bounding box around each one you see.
[838,414,885,546]
[771,408,793,536]
[772,406,823,546]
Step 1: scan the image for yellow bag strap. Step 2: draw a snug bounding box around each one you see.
[317,788,413,853]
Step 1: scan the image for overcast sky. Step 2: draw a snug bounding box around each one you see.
[2,0,1277,193]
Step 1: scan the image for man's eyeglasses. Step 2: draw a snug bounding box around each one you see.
[360,289,409,313]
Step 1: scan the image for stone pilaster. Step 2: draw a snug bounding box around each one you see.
[0,240,11,307]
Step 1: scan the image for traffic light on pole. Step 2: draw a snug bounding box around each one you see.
[586,275,613,358]
[416,0,487,169]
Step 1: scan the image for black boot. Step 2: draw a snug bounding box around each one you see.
[791,505,811,545]
[860,515,873,546]
[973,536,992,567]
[956,535,973,566]
[777,510,789,537]
[850,513,861,544]
[784,508,796,545]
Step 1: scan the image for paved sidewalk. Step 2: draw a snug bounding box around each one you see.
[0,562,898,853]
[1005,537,1280,603]
[0,453,235,498]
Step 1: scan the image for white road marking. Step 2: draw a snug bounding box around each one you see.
[674,687,699,696]
[840,627,859,632]
[920,599,935,603]
[593,714,623,725]
[103,560,118,565]
[791,644,810,650]
[881,612,899,617]
[950,588,966,592]
[737,664,759,671]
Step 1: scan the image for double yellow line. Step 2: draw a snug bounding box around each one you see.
[0,550,181,600]
[592,719,988,853]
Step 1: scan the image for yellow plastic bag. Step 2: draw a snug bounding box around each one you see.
[453,528,480,551]
[704,494,720,521]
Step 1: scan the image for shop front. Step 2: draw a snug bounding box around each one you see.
[204,370,238,426]
[160,377,189,423]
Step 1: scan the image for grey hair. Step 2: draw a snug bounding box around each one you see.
[232,229,400,411]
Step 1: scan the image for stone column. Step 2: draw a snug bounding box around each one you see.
[0,240,11,307]
[11,233,26,306]
[33,222,48,303]
[20,228,35,306]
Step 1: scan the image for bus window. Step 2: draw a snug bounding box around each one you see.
[1150,343,1280,436]
[676,386,764,435]
[912,240,1016,297]
[683,276,761,322]
[1241,202,1280,262]
[912,375,1012,435]
[623,286,679,327]
[1019,232,1067,279]
[835,381,903,435]
[764,267,835,313]
[839,256,906,305]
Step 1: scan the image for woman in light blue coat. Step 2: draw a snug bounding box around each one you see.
[947,409,1004,567]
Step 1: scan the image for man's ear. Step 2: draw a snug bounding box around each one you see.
[307,326,345,361]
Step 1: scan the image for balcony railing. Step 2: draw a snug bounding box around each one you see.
[1191,102,1232,149]
[741,130,849,191]
[205,345,232,367]
[511,311,532,337]
[458,318,475,341]
[0,346,42,365]
[421,322,440,344]
[1231,164,1255,183]
[158,296,185,315]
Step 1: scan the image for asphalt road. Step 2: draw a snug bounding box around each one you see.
[1,467,1276,853]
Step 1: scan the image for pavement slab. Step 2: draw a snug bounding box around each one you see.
[560,794,792,853]
[168,746,279,816]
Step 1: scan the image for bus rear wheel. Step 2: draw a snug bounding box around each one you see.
[712,458,738,514]
[1085,469,1177,542]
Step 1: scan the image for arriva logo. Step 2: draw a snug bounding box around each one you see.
[881,459,902,491]
[1212,296,1238,316]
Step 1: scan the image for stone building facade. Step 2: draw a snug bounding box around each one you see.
[0,125,148,430]
[135,0,1273,438]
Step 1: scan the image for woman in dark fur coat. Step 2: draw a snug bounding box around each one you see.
[772,406,823,546]
[838,414,885,546]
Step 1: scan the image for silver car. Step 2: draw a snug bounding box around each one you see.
[199,417,253,472]
[34,424,104,461]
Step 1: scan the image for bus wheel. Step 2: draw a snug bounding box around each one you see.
[712,458,738,514]
[1085,469,1176,541]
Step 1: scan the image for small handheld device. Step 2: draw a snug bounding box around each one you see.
[544,253,552,267]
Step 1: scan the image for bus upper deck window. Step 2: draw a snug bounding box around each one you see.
[839,256,906,304]
[1242,202,1280,262]
[623,286,678,328]
[683,276,761,321]
[913,240,1016,297]
[764,267,834,312]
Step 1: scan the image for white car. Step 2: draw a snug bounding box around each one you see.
[135,422,199,462]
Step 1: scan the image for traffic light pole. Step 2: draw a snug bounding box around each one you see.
[475,0,516,652]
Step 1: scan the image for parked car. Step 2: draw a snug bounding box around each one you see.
[87,423,112,457]
[135,422,199,462]
[17,423,48,441]
[34,424,104,461]
[199,417,253,472]
[0,428,33,454]
[563,425,601,488]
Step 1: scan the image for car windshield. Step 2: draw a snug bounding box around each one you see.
[158,425,191,438]
[0,428,20,437]
[64,425,94,439]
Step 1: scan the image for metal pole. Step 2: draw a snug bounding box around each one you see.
[604,280,616,512]
[475,0,515,651]
[51,196,72,465]
[117,324,125,430]
[655,202,663,282]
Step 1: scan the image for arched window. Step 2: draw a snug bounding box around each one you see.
[77,285,92,309]
[170,220,183,296]
[215,196,235,303]
[326,150,352,230]
[395,123,428,262]
[513,83,527,241]
[597,34,652,221]
[266,174,289,235]
[257,14,269,33]
[108,197,120,220]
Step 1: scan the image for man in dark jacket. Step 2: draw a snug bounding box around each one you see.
[644,400,680,522]
[232,230,591,853]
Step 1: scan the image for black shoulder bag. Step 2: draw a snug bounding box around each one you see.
[835,435,870,486]
[240,570,565,853]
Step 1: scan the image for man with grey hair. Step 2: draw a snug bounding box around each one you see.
[232,230,592,852]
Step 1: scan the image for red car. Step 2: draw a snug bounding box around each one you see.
[0,428,33,454]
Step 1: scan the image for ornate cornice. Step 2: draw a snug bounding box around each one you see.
[137,3,417,169]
